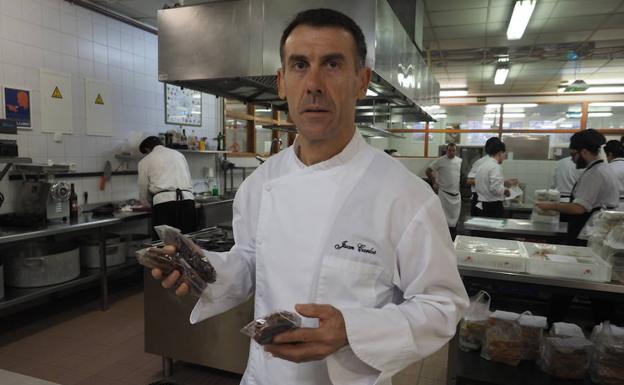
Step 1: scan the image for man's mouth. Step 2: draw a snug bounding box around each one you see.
[302,106,329,113]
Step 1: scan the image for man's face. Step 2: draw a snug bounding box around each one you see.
[570,149,586,169]
[446,146,457,159]
[277,25,371,144]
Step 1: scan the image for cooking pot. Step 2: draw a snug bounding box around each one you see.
[80,233,125,268]
[5,242,80,287]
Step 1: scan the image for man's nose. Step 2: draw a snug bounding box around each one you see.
[305,66,323,94]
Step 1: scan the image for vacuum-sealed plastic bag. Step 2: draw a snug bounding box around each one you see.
[538,336,593,379]
[550,322,585,338]
[241,310,302,345]
[590,322,624,385]
[481,311,523,366]
[459,290,491,352]
[518,313,547,361]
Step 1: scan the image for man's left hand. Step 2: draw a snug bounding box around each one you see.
[264,304,348,363]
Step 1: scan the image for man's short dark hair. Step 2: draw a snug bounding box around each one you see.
[605,140,624,158]
[279,8,367,69]
[484,137,501,153]
[139,136,163,154]
[447,142,457,148]
[569,129,606,155]
[486,140,506,156]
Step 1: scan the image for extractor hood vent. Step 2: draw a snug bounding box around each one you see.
[158,0,438,122]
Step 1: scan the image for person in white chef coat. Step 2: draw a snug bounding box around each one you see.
[605,140,624,202]
[138,136,196,237]
[474,140,511,218]
[551,155,582,202]
[467,137,502,216]
[426,143,462,234]
[150,8,469,385]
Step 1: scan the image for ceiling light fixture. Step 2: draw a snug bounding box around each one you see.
[494,66,510,85]
[507,0,537,40]
[484,113,526,118]
[504,103,538,108]
[589,102,624,107]
[558,86,624,94]
[366,89,378,97]
[440,89,468,97]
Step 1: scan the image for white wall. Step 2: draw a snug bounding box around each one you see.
[0,0,221,213]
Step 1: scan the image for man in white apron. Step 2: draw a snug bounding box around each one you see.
[426,143,462,234]
[151,8,468,385]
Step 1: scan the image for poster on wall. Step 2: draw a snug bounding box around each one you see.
[40,70,73,134]
[85,79,112,136]
[165,83,202,126]
[4,87,31,128]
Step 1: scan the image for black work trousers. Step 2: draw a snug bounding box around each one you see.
[151,199,197,239]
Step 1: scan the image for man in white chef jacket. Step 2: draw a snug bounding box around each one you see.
[605,140,624,202]
[426,143,462,234]
[151,8,469,385]
[551,155,582,202]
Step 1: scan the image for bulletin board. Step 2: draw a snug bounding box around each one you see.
[40,70,73,134]
[164,83,202,126]
[85,79,113,136]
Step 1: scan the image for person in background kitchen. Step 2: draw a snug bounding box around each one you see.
[604,139,624,202]
[474,140,511,218]
[138,136,196,238]
[150,8,468,385]
[551,155,582,202]
[426,142,462,238]
[537,130,619,325]
[466,137,504,216]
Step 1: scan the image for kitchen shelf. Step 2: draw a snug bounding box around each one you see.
[178,149,227,155]
[0,157,32,164]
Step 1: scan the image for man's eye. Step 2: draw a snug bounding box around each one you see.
[293,62,307,70]
[327,61,340,69]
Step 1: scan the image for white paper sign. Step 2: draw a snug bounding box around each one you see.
[85,79,112,136]
[40,70,73,134]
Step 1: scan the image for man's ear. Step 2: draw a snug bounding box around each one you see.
[277,68,286,100]
[356,66,372,100]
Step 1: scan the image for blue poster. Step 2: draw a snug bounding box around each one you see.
[4,87,31,127]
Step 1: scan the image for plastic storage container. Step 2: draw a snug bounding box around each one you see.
[454,236,528,272]
[523,242,612,282]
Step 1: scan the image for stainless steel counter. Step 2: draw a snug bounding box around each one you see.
[463,217,567,236]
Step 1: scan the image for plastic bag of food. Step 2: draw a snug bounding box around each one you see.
[518,313,547,360]
[241,310,302,345]
[136,247,177,273]
[481,310,523,366]
[590,322,624,385]
[605,223,624,250]
[550,322,585,338]
[459,290,491,352]
[579,210,622,240]
[154,225,217,284]
[538,336,593,379]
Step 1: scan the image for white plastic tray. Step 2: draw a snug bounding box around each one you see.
[454,236,528,273]
[522,242,612,282]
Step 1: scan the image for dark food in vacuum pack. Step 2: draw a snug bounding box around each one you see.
[481,311,523,366]
[241,311,302,345]
[590,322,624,385]
[538,336,593,380]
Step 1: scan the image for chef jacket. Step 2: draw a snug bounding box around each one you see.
[468,156,488,194]
[552,156,582,196]
[475,156,505,202]
[429,156,462,194]
[609,158,624,199]
[573,159,619,211]
[137,145,194,206]
[190,132,469,385]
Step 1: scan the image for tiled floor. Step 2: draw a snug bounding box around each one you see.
[0,285,448,385]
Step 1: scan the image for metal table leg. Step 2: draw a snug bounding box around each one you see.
[163,356,173,377]
[99,227,109,310]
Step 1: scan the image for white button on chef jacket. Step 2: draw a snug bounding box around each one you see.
[190,133,469,385]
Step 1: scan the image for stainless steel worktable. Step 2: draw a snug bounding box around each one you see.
[461,216,568,243]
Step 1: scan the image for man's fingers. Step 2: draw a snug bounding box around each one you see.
[295,303,334,319]
[151,268,163,280]
[162,270,181,289]
[265,342,328,363]
[175,282,189,296]
[272,327,323,344]
[162,245,177,254]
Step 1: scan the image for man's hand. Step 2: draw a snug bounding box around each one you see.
[264,304,348,363]
[504,178,519,188]
[150,245,190,296]
[536,202,556,211]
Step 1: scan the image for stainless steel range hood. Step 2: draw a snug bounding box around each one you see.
[158,0,438,122]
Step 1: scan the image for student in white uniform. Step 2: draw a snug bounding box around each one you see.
[149,9,468,385]
[426,143,462,233]
[551,155,582,201]
[604,140,624,200]
[467,137,501,216]
[138,136,196,236]
[537,129,619,246]
[475,140,510,218]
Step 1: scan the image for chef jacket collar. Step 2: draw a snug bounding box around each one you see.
[291,130,364,171]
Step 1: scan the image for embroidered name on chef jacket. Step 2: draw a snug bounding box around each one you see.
[334,240,377,255]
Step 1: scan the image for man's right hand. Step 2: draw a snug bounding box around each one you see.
[150,245,190,296]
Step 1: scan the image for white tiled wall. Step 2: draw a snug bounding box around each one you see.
[0,0,221,213]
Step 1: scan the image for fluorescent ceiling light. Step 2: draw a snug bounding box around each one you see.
[255,108,272,112]
[589,102,624,107]
[486,104,502,109]
[560,123,575,128]
[423,105,441,111]
[588,112,613,117]
[558,86,624,94]
[366,89,378,97]
[432,114,448,119]
[564,79,624,85]
[440,89,468,97]
[504,103,538,108]
[484,113,526,118]
[507,0,537,40]
[494,67,510,85]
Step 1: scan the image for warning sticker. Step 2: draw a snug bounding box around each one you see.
[51,86,63,99]
[94,94,104,105]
